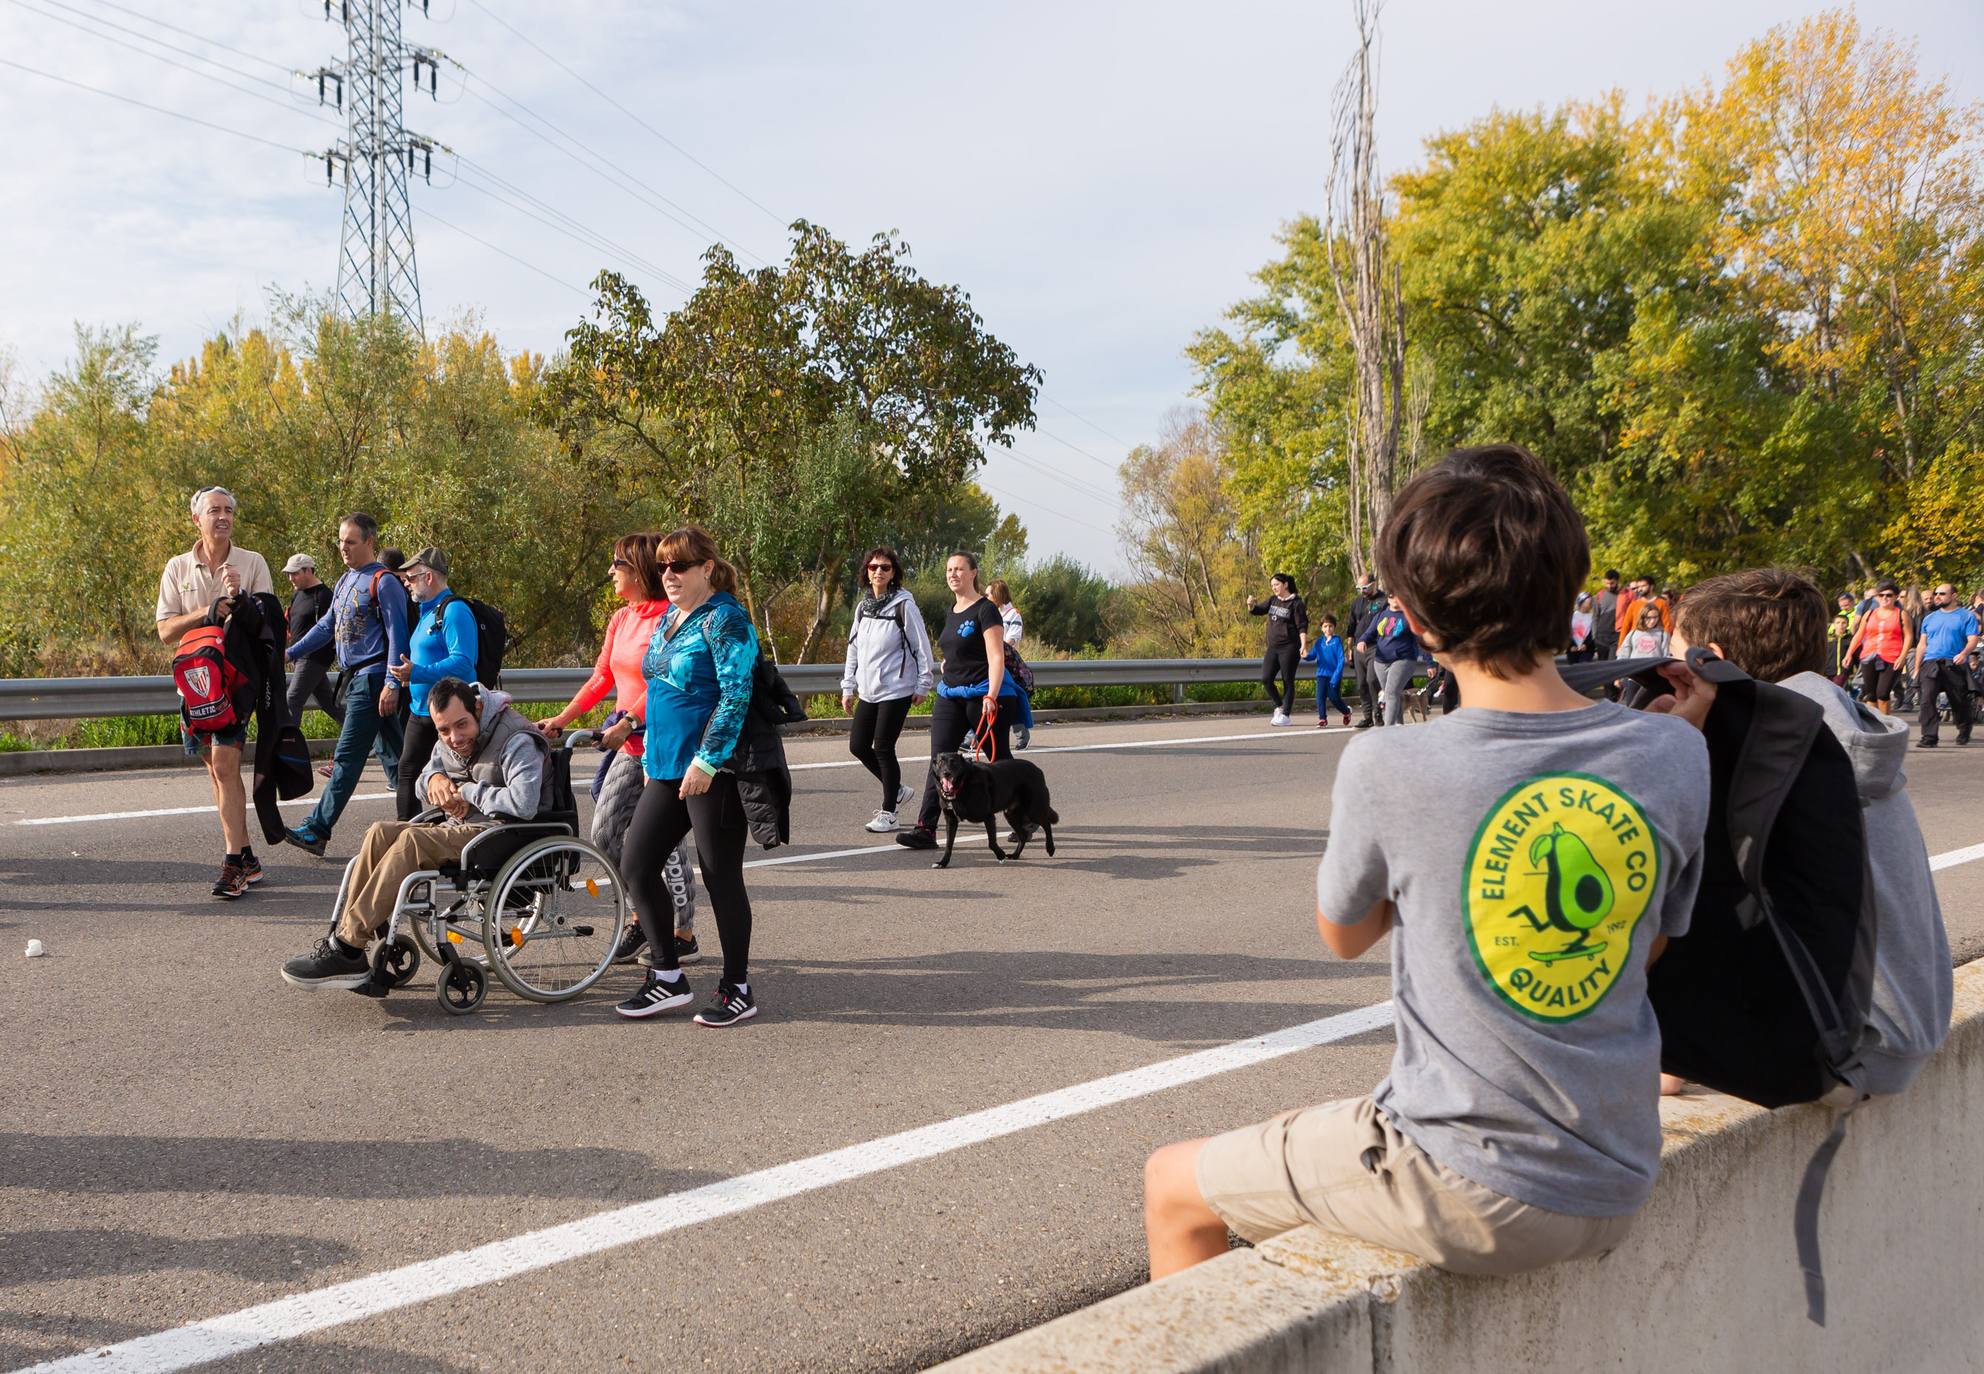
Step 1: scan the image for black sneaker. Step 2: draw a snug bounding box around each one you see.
[1355,719,1374,730]
[1918,737,1938,749]
[638,933,701,969]
[694,981,757,1027]
[614,970,693,1019]
[1958,734,1972,747]
[211,859,249,900]
[611,923,649,966]
[240,851,265,885]
[895,827,938,850]
[281,936,370,990]
[282,826,328,858]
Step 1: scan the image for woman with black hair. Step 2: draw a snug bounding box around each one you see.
[841,545,935,832]
[896,550,1015,850]
[1248,573,1309,726]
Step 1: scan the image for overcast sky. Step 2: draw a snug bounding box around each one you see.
[2,0,1979,573]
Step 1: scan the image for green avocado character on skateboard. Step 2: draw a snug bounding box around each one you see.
[1508,823,1614,962]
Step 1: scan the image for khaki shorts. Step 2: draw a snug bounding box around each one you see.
[1195,1096,1634,1276]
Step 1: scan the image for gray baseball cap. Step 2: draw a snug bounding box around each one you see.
[281,554,315,574]
[403,546,450,577]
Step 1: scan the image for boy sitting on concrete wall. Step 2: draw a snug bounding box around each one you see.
[1663,570,1952,1097]
[1144,444,1712,1279]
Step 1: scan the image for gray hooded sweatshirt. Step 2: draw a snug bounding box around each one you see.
[1778,672,1953,1094]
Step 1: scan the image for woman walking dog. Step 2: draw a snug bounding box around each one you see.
[539,533,699,969]
[614,526,761,1025]
[842,546,934,833]
[897,551,1015,851]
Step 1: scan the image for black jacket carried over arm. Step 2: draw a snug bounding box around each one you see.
[224,592,315,843]
[724,653,806,849]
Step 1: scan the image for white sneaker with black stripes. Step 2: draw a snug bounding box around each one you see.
[614,970,693,1019]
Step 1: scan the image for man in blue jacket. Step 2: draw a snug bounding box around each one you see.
[281,512,411,856]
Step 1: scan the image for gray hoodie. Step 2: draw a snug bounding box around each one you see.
[841,588,936,702]
[1778,672,1953,1094]
[414,688,548,825]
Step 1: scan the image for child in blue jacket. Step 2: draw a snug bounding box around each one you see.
[1304,616,1349,727]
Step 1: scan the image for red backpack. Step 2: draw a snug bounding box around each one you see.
[172,625,246,733]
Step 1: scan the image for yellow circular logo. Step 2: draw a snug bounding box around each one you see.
[1462,774,1661,1022]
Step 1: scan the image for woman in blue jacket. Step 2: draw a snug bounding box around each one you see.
[614,526,763,1028]
[1303,615,1349,727]
[387,547,478,820]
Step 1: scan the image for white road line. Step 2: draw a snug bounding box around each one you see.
[16,1001,1397,1374]
[11,725,1347,827]
[14,838,1984,1374]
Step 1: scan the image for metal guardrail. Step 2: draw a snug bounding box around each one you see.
[0,658,1317,722]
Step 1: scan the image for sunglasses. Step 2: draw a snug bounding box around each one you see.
[661,559,704,575]
[609,558,633,572]
[866,562,894,572]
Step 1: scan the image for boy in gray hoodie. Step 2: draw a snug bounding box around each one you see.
[1670,570,1953,1094]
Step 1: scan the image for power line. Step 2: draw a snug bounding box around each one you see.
[0,56,315,156]
[977,475,1119,538]
[1042,394,1136,449]
[450,168,691,298]
[420,204,587,296]
[460,0,789,230]
[75,0,297,72]
[7,0,339,132]
[450,59,768,266]
[1001,446,1122,507]
[451,153,695,291]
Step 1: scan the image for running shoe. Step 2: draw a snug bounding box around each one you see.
[280,935,370,989]
[636,933,702,968]
[694,982,758,1027]
[282,826,328,858]
[211,859,249,900]
[896,783,915,807]
[614,970,694,1019]
[1015,725,1031,750]
[865,809,898,833]
[1270,710,1290,726]
[241,851,265,885]
[610,923,649,965]
[895,827,938,850]
[1342,714,1352,727]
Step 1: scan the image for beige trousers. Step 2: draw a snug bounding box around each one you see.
[338,820,487,945]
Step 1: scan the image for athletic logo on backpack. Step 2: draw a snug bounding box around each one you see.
[1462,773,1659,1021]
[172,625,245,733]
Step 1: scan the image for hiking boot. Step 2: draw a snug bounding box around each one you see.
[865,809,898,833]
[694,981,758,1027]
[636,933,702,968]
[1917,737,1938,749]
[614,969,694,1019]
[895,827,938,850]
[610,923,648,966]
[281,935,370,990]
[282,826,328,858]
[211,859,249,900]
[1355,718,1374,730]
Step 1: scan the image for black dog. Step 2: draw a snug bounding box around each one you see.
[930,751,1059,868]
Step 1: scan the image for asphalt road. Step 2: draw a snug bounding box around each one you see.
[3,712,1981,1373]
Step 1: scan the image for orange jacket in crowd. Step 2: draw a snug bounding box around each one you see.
[1615,592,1672,639]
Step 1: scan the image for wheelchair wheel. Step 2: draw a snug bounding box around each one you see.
[437,959,487,1015]
[481,835,627,1003]
[370,934,421,988]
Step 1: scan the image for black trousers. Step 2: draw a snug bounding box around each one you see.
[1261,644,1300,712]
[623,773,752,985]
[285,657,345,728]
[849,694,915,809]
[915,692,1012,832]
[1917,659,1974,743]
[396,713,441,821]
[1355,645,1380,723]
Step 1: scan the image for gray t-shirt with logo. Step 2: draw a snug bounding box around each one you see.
[1317,701,1709,1216]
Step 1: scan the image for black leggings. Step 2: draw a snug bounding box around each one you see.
[915,692,1012,832]
[1261,644,1300,711]
[396,713,441,821]
[850,695,915,808]
[623,774,752,985]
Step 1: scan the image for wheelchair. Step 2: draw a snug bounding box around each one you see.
[330,730,629,1015]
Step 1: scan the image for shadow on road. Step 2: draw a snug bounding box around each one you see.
[0,1227,357,1286]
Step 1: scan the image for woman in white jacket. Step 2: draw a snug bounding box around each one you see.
[842,546,936,831]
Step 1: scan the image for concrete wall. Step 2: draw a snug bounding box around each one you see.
[940,959,1984,1374]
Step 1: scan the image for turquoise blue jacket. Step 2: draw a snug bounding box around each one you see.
[642,591,760,781]
[407,593,479,717]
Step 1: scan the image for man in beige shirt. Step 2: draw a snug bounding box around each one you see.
[156,485,275,899]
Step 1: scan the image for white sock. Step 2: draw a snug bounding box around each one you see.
[656,967,686,984]
[734,982,750,996]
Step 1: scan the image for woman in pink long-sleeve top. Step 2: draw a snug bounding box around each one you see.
[539,532,700,968]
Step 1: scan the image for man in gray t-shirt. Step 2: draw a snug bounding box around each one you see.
[1317,702,1708,1216]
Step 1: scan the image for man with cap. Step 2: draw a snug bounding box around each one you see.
[1344,571,1388,729]
[282,553,344,730]
[386,546,481,820]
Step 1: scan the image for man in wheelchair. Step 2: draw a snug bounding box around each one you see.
[281,676,549,990]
